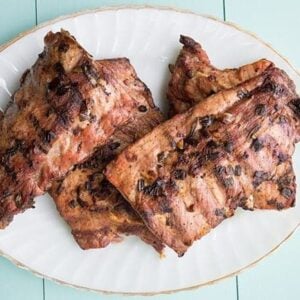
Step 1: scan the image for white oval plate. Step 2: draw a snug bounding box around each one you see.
[0,6,299,295]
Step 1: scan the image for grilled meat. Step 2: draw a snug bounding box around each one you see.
[167,35,273,115]
[106,67,300,255]
[167,35,295,211]
[0,30,159,228]
[50,58,164,252]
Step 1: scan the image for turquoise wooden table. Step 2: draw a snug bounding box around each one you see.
[0,0,299,299]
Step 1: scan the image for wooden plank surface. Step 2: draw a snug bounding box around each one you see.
[45,278,236,300]
[0,257,43,300]
[0,0,36,44]
[37,0,223,22]
[226,0,300,68]
[0,0,299,299]
[236,231,300,300]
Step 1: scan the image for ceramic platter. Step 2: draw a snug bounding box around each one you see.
[0,6,299,295]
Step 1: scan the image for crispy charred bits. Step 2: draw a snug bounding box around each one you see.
[58,41,70,52]
[157,151,166,163]
[277,152,288,164]
[137,179,145,192]
[143,179,166,197]
[258,77,285,96]
[106,65,300,255]
[214,165,226,176]
[48,77,61,91]
[255,104,267,116]
[251,138,264,152]
[281,187,293,199]
[77,141,119,170]
[184,116,215,146]
[214,165,234,188]
[248,124,261,139]
[224,140,233,153]
[266,199,285,210]
[200,115,214,128]
[253,171,269,188]
[237,89,250,99]
[277,175,294,199]
[215,208,227,218]
[138,105,148,112]
[173,169,187,180]
[53,62,65,75]
[234,165,242,176]
[139,178,177,198]
[68,199,78,208]
[288,98,300,117]
[81,61,99,86]
[40,130,56,144]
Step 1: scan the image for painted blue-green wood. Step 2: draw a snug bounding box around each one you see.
[0,257,43,300]
[36,0,223,23]
[235,230,300,300]
[0,0,36,44]
[45,277,236,300]
[226,0,300,69]
[4,0,300,299]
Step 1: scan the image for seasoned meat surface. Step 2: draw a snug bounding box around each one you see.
[167,35,273,115]
[50,58,164,252]
[106,67,300,255]
[0,30,157,228]
[167,35,291,211]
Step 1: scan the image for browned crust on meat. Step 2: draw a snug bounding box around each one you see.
[49,58,164,253]
[167,35,273,116]
[106,67,300,255]
[0,30,157,228]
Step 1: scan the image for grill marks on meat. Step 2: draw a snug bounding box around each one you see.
[106,68,300,255]
[167,35,273,116]
[167,35,298,212]
[50,58,164,252]
[0,30,158,228]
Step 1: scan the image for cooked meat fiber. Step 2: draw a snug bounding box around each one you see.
[50,58,164,252]
[106,67,300,255]
[167,35,273,115]
[167,35,288,211]
[0,30,159,228]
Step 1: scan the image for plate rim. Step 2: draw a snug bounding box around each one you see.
[0,4,299,296]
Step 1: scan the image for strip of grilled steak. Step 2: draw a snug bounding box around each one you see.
[106,67,300,255]
[167,35,290,211]
[167,35,273,115]
[50,58,164,252]
[0,30,159,228]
